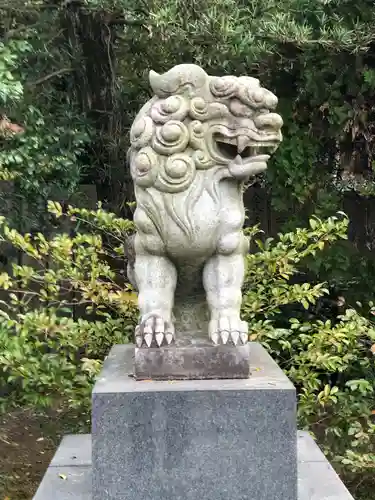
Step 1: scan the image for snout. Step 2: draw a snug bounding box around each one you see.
[263,89,278,109]
[254,113,283,131]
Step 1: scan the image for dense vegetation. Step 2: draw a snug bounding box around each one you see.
[1,1,375,498]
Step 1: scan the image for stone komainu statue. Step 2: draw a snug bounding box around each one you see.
[128,64,283,348]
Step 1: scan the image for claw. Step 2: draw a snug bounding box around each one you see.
[240,332,248,345]
[231,330,240,345]
[135,325,142,347]
[155,332,164,347]
[211,332,219,345]
[144,333,153,347]
[220,330,230,345]
[135,314,175,348]
[165,332,174,345]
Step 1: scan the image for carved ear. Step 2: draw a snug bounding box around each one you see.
[148,64,207,97]
[149,70,159,92]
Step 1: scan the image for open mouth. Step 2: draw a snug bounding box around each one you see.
[214,134,279,162]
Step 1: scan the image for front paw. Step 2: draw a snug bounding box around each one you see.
[209,315,248,346]
[135,313,175,348]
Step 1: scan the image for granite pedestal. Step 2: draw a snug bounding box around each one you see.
[92,343,297,500]
[32,343,355,500]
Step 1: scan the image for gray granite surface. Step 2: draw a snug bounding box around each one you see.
[34,466,91,500]
[93,342,294,394]
[92,343,297,500]
[298,461,355,500]
[50,434,92,467]
[134,343,251,380]
[33,432,354,500]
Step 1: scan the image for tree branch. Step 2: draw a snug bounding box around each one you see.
[26,67,72,87]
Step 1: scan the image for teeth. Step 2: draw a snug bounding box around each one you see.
[237,135,249,153]
[216,134,279,158]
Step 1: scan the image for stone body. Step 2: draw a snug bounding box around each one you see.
[128,64,283,348]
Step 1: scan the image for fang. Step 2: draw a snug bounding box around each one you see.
[237,135,248,154]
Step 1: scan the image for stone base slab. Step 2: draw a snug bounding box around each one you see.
[32,432,354,500]
[134,343,250,380]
